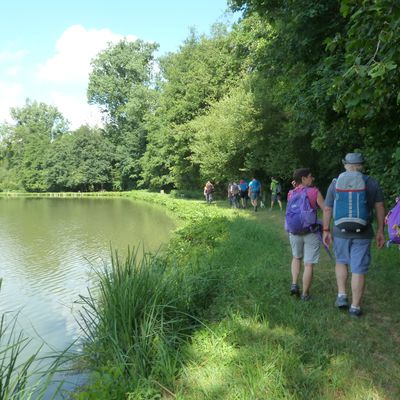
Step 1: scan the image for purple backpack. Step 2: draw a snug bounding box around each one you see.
[387,198,400,244]
[285,187,317,234]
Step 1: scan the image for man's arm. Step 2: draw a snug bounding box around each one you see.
[374,201,385,248]
[322,206,333,246]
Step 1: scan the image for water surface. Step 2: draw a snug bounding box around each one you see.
[0,196,175,393]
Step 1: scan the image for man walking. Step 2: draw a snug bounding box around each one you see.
[322,153,385,317]
[248,177,261,211]
[270,176,283,211]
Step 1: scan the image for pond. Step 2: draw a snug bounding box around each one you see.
[0,196,175,396]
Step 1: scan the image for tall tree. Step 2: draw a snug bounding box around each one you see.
[46,126,113,191]
[4,100,69,191]
[229,0,400,197]
[87,39,158,189]
[141,25,246,190]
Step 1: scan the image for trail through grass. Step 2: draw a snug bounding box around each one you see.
[77,192,400,399]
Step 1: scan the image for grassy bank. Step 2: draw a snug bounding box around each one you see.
[75,192,400,399]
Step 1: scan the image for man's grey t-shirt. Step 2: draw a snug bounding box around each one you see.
[325,174,384,239]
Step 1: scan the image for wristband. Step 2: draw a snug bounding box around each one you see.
[323,228,330,232]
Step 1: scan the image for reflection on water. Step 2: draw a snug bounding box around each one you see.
[0,197,174,395]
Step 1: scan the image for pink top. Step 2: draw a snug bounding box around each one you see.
[287,185,319,209]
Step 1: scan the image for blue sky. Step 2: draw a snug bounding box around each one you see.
[0,0,238,128]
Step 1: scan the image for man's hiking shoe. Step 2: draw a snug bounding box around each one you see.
[335,295,349,309]
[349,306,362,317]
[290,284,300,296]
[300,294,311,301]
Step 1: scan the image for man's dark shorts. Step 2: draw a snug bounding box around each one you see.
[333,237,371,274]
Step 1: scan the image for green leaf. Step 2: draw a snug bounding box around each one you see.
[368,62,386,78]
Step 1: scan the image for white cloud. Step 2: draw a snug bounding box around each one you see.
[1,26,139,129]
[50,91,103,130]
[36,25,137,83]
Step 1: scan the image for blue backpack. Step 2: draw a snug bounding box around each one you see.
[285,188,317,234]
[250,179,260,193]
[239,182,248,192]
[333,172,369,233]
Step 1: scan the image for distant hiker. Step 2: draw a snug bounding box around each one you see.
[239,179,249,209]
[204,181,214,203]
[285,168,325,301]
[270,177,283,211]
[323,153,385,317]
[228,182,240,208]
[248,177,261,211]
[227,182,233,207]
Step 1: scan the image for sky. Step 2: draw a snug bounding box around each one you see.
[0,0,238,129]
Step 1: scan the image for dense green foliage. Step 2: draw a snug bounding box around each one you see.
[1,1,398,200]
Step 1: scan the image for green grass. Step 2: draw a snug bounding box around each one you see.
[75,192,400,399]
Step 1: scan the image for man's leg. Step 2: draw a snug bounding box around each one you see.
[335,263,348,294]
[278,199,283,211]
[351,273,365,308]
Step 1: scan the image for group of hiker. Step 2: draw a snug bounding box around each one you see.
[286,152,385,317]
[225,177,283,211]
[204,151,399,318]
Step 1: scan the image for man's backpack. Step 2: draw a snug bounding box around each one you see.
[250,180,260,193]
[333,171,369,233]
[285,188,317,234]
[386,198,400,245]
[239,182,248,192]
[231,183,239,195]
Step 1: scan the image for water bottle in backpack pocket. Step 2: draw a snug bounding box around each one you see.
[386,198,400,245]
[285,188,317,234]
[333,171,368,233]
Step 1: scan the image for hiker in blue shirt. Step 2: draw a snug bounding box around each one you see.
[322,153,385,317]
[239,179,249,209]
[248,178,261,212]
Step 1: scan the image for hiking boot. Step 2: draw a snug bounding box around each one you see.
[335,295,349,309]
[254,205,258,212]
[349,306,362,317]
[300,294,311,301]
[290,284,300,296]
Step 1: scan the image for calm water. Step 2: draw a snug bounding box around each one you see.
[0,196,175,395]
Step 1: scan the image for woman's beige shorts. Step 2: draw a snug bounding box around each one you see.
[289,232,320,264]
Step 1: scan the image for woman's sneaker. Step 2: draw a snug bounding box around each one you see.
[290,284,300,296]
[335,295,349,309]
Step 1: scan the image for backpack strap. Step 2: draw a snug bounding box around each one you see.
[314,222,334,260]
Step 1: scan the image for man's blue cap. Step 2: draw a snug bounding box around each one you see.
[342,152,365,165]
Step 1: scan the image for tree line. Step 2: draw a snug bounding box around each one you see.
[1,0,399,201]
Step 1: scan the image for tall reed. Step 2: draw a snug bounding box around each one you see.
[77,249,193,395]
[0,279,63,399]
